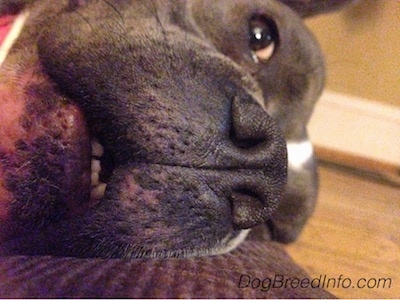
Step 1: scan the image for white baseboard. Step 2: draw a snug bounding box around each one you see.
[308,90,400,167]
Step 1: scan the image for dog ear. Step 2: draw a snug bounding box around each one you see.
[279,0,357,17]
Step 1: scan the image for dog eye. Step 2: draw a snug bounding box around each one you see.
[249,15,278,63]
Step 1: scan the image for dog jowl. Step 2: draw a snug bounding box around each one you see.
[0,0,326,258]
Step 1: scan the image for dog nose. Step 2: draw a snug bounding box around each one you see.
[230,95,268,150]
[223,94,286,168]
[224,95,287,229]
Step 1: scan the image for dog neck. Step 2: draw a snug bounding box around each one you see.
[0,12,28,66]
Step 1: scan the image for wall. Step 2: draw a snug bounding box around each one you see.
[304,0,400,177]
[306,0,400,107]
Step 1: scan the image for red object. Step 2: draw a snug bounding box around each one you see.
[0,16,15,46]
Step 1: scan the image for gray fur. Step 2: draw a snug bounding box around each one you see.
[0,0,353,297]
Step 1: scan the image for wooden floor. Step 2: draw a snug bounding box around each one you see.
[285,164,400,299]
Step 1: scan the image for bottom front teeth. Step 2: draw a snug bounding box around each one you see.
[91,182,107,200]
[90,138,107,200]
[91,138,104,157]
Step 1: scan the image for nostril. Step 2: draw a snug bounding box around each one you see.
[229,128,264,149]
[230,96,268,150]
[231,189,266,229]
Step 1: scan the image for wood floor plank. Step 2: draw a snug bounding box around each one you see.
[286,166,400,298]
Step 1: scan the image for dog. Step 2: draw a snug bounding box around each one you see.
[0,0,353,297]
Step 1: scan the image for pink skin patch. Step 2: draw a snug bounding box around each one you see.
[0,15,18,222]
[0,59,92,233]
[0,16,15,46]
[0,14,96,241]
[0,82,26,153]
[0,80,25,223]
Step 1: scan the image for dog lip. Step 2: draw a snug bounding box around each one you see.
[104,162,283,252]
[111,161,284,212]
[133,162,272,171]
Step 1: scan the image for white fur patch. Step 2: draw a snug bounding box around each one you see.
[286,140,314,171]
[213,229,250,255]
[0,12,29,67]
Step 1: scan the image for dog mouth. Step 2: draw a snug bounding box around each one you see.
[0,54,287,258]
[0,11,288,256]
[84,127,285,257]
[88,133,284,228]
[89,138,109,201]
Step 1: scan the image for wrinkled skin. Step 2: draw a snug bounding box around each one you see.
[0,0,354,297]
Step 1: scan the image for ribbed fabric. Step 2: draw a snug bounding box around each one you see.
[0,241,334,298]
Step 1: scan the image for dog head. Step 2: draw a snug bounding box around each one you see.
[0,0,348,258]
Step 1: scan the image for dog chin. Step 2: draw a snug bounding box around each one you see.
[185,229,251,258]
[144,229,250,259]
